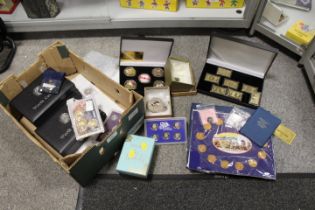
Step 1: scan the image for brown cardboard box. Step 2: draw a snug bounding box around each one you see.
[0,41,145,186]
[165,57,197,96]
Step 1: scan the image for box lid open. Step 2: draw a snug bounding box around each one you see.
[120,37,174,67]
[207,36,278,79]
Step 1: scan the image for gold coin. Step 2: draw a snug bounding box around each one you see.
[248,159,258,168]
[220,160,230,169]
[216,118,224,126]
[235,162,244,171]
[203,123,211,130]
[258,150,267,159]
[197,144,207,153]
[195,132,205,140]
[207,154,217,164]
[124,67,136,77]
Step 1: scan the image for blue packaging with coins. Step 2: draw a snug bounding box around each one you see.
[186,104,276,180]
[144,117,187,144]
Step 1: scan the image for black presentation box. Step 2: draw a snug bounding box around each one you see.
[197,35,278,108]
[10,75,75,124]
[35,89,83,156]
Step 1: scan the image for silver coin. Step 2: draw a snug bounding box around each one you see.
[146,97,167,113]
[59,113,70,124]
[152,68,164,77]
[153,80,165,87]
[33,86,43,96]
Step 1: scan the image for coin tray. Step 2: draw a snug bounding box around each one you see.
[197,35,278,108]
[144,86,172,118]
[197,63,263,108]
[144,117,187,144]
[119,37,174,95]
[120,66,165,95]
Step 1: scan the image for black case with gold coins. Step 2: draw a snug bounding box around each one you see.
[119,37,174,95]
[197,35,278,108]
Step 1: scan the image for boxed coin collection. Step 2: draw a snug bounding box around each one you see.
[119,37,173,95]
[197,35,278,108]
[144,117,187,144]
[144,86,172,118]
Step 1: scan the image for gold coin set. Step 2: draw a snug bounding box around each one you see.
[202,66,262,106]
[120,66,165,94]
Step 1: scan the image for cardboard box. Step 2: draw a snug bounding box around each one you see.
[116,135,155,178]
[119,37,174,95]
[165,56,197,96]
[186,0,244,8]
[120,0,178,12]
[197,35,278,108]
[0,41,145,186]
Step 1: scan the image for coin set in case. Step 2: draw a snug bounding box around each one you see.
[120,66,166,95]
[119,37,173,95]
[144,117,187,144]
[144,86,172,118]
[197,35,278,108]
[10,74,75,124]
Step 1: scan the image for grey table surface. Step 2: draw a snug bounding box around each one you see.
[0,35,314,210]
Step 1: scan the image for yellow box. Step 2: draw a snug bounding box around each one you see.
[285,20,315,46]
[120,0,178,12]
[186,0,244,8]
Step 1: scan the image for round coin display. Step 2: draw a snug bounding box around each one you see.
[152,68,164,77]
[153,80,165,87]
[138,73,151,84]
[174,133,181,140]
[124,80,137,90]
[146,97,167,113]
[124,67,136,77]
[163,132,170,140]
[151,123,158,131]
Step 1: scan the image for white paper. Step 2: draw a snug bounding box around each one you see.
[84,51,120,83]
[71,74,124,116]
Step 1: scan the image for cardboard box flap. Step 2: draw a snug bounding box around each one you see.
[207,36,278,79]
[0,75,23,102]
[39,41,77,75]
[120,37,174,67]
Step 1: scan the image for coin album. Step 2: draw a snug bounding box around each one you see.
[119,37,174,95]
[144,86,172,118]
[10,73,76,125]
[197,35,278,108]
[187,104,276,180]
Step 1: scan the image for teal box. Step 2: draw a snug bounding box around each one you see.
[116,135,155,178]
